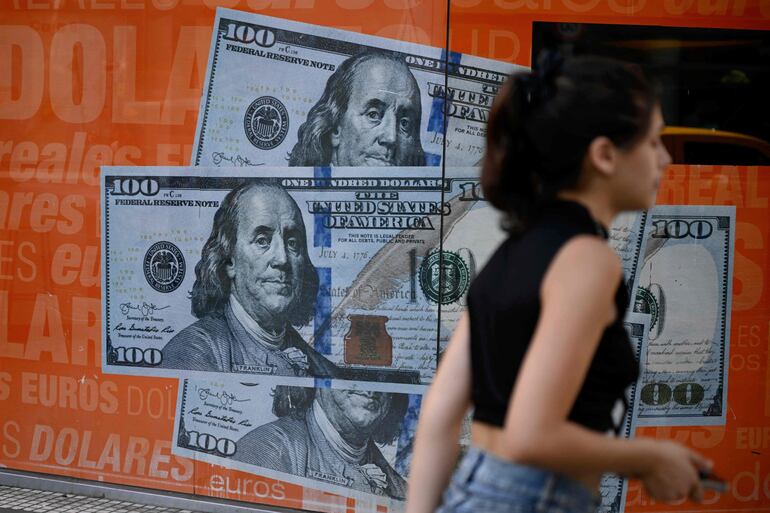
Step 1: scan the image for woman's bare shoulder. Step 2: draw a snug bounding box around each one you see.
[542,235,621,307]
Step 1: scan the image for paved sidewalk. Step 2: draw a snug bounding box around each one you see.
[0,485,201,513]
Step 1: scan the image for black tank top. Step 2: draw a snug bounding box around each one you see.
[468,199,640,434]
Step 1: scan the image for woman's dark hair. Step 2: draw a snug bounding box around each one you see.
[482,53,659,233]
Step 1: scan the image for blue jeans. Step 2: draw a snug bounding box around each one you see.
[436,447,600,513]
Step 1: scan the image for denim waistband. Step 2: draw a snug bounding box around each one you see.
[452,447,600,511]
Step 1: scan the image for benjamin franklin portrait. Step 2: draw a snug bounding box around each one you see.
[234,385,409,499]
[288,50,426,167]
[160,180,337,377]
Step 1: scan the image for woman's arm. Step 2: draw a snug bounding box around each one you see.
[502,236,709,501]
[406,312,471,513]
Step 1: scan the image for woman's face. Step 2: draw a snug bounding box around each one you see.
[612,105,671,211]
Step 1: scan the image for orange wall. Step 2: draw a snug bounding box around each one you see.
[1,1,769,511]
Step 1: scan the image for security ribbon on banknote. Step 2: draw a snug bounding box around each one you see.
[192,8,520,169]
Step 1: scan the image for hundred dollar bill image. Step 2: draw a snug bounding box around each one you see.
[102,166,490,387]
[172,376,421,506]
[192,8,520,169]
[630,205,735,426]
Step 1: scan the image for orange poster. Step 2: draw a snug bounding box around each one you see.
[2,1,769,512]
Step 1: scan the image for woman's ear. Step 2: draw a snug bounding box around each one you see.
[585,136,617,178]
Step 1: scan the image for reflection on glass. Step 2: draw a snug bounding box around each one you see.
[532,22,770,165]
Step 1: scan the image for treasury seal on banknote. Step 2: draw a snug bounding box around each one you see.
[244,96,290,150]
[419,250,470,305]
[143,241,186,293]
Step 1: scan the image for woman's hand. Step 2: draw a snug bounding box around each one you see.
[638,439,712,503]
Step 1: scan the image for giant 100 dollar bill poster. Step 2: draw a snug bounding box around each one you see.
[192,8,520,169]
[101,166,501,388]
[630,205,735,427]
[173,376,420,509]
[596,205,735,513]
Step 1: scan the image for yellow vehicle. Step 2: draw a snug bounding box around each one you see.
[661,126,770,165]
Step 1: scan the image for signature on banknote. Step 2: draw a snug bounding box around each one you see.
[114,322,175,334]
[212,152,261,167]
[189,406,240,424]
[197,387,250,406]
[120,302,169,317]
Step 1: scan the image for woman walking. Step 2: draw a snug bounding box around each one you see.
[406,54,711,513]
